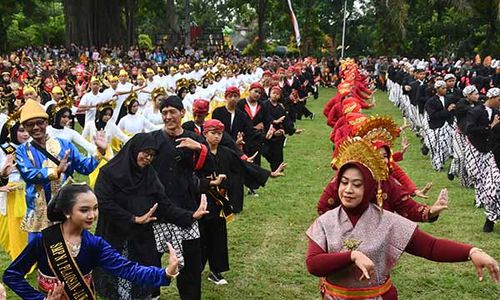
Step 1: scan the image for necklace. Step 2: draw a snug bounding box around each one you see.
[65,239,81,257]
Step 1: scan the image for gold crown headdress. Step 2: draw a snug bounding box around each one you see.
[354,115,400,146]
[202,71,215,80]
[176,78,189,89]
[52,96,75,116]
[4,109,21,131]
[151,87,166,100]
[123,89,139,108]
[332,137,389,208]
[96,99,117,112]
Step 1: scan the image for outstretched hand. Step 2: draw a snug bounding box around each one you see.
[94,130,108,155]
[176,138,202,151]
[470,248,500,283]
[414,182,432,198]
[57,150,71,176]
[351,250,375,280]
[429,188,449,217]
[270,162,288,177]
[134,203,158,224]
[192,194,209,220]
[164,242,179,278]
[247,152,259,164]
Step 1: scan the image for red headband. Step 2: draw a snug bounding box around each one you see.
[225,86,240,98]
[271,85,282,96]
[193,99,210,114]
[203,119,225,134]
[249,82,264,92]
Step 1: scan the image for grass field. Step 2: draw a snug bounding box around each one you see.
[1,87,499,299]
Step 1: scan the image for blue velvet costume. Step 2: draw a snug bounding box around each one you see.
[16,137,99,233]
[3,229,170,300]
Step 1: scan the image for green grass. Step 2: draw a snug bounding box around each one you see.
[1,88,499,299]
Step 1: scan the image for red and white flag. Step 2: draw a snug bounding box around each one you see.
[287,0,301,47]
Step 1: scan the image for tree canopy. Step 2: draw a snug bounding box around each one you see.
[0,0,498,57]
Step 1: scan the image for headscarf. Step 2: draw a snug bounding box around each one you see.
[371,140,392,166]
[9,122,22,145]
[52,107,72,129]
[99,133,162,194]
[336,162,377,225]
[95,107,113,131]
[127,99,139,115]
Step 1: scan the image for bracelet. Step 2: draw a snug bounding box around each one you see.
[468,247,483,260]
[166,268,179,279]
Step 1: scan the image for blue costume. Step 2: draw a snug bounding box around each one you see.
[3,229,171,300]
[16,137,100,233]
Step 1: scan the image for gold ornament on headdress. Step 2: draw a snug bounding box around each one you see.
[188,79,198,86]
[151,87,166,100]
[96,99,117,112]
[52,96,75,115]
[123,89,138,108]
[5,109,22,131]
[354,115,400,146]
[333,137,389,208]
[202,71,215,81]
[176,78,189,90]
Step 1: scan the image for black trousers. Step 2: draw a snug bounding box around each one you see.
[177,238,202,300]
[296,100,313,120]
[288,103,298,123]
[263,136,285,172]
[228,173,244,213]
[199,217,229,274]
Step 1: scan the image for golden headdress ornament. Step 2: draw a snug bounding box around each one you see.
[188,79,198,86]
[332,137,389,208]
[354,115,400,146]
[4,109,22,131]
[176,78,189,89]
[53,96,75,115]
[123,89,138,108]
[151,87,166,100]
[202,71,215,80]
[96,99,117,112]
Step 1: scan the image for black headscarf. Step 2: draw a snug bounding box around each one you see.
[0,122,22,145]
[99,132,162,194]
[52,107,72,129]
[95,107,113,131]
[9,123,22,145]
[127,99,139,115]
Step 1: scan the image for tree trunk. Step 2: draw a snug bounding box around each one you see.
[0,12,7,52]
[256,0,268,50]
[183,0,191,48]
[164,0,180,49]
[63,0,126,47]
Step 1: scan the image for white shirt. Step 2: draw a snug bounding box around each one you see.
[246,100,258,118]
[485,105,493,120]
[118,114,158,134]
[47,126,97,154]
[143,106,164,126]
[82,120,130,151]
[80,91,105,124]
[112,82,134,122]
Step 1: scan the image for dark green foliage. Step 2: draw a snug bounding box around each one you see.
[0,0,498,56]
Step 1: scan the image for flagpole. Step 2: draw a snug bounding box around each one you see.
[341,0,348,59]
